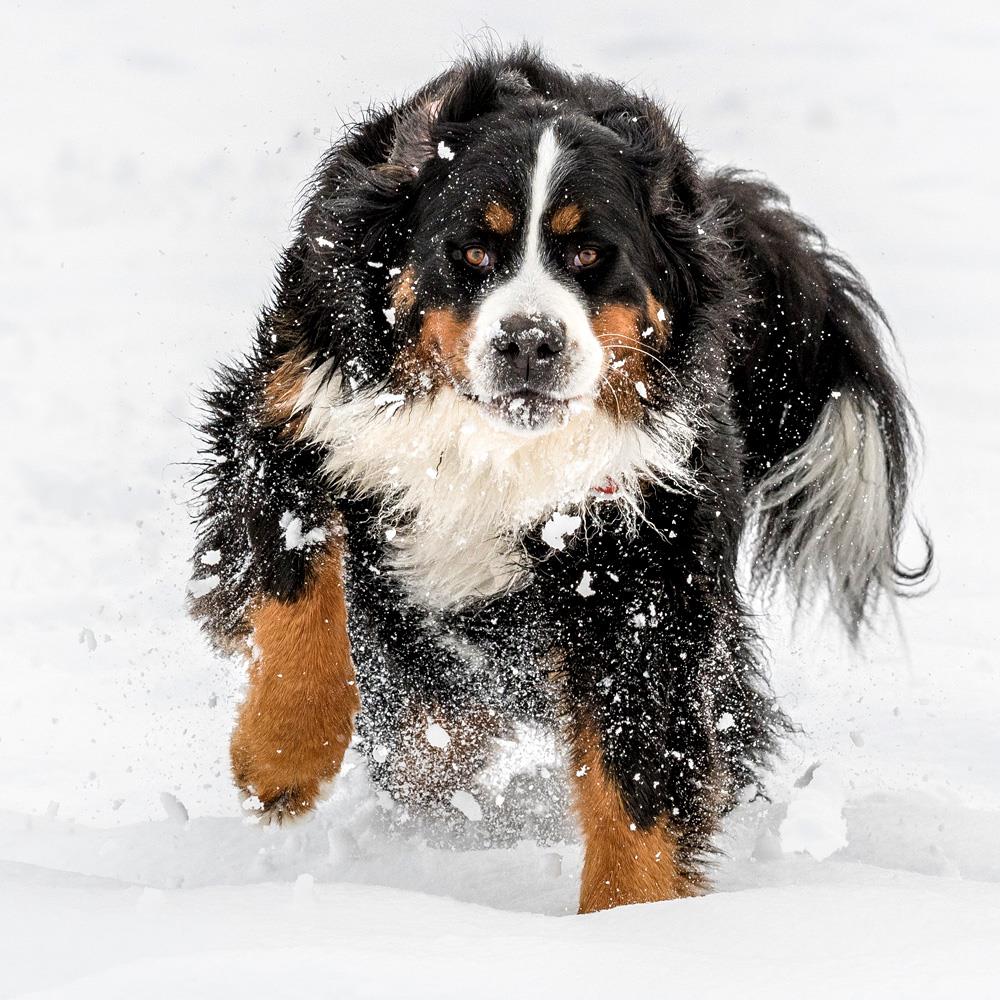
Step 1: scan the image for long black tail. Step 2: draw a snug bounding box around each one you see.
[708,169,931,634]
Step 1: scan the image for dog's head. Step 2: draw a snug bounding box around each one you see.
[285,52,727,439]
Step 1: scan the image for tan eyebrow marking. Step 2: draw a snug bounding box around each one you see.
[484,201,515,234]
[550,203,582,235]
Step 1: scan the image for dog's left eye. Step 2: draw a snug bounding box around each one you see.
[571,247,600,270]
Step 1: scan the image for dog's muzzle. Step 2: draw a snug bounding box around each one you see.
[487,313,569,396]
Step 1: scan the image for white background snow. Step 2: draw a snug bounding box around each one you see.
[2,2,999,996]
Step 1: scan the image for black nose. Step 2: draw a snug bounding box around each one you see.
[490,314,567,385]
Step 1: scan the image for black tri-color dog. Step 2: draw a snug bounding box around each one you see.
[190,49,929,913]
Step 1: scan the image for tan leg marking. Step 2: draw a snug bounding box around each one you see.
[231,538,359,822]
[570,720,704,913]
[262,347,312,432]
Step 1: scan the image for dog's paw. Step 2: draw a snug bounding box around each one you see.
[239,783,318,826]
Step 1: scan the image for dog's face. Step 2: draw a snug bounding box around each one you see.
[386,107,673,434]
[284,62,717,605]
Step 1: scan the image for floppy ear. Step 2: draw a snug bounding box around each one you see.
[387,63,530,173]
[594,100,730,314]
[387,97,445,173]
[592,99,697,207]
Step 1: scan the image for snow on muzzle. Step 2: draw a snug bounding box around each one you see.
[466,279,604,433]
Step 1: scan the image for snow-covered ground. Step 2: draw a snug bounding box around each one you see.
[2,2,999,996]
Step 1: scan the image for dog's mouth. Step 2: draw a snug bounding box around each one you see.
[474,389,590,433]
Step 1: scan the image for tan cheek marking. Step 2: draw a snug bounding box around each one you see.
[591,303,649,422]
[570,718,705,913]
[484,201,515,235]
[394,307,473,391]
[392,265,418,314]
[421,308,473,381]
[645,290,672,345]
[550,203,582,235]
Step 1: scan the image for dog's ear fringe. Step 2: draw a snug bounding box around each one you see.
[587,95,734,313]
[387,59,538,172]
[386,69,496,172]
[387,98,444,173]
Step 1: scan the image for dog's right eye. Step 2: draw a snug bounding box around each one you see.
[462,245,492,269]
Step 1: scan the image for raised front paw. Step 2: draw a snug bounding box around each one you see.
[231,733,334,826]
[238,781,321,825]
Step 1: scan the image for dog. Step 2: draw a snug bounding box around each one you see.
[189,48,930,914]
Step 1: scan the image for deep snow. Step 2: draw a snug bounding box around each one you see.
[2,2,999,997]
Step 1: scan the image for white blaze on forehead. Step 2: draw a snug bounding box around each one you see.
[524,126,562,270]
[468,125,603,404]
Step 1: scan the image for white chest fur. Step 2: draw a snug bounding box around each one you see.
[295,368,697,608]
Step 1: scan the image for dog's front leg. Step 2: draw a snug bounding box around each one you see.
[566,708,707,914]
[231,538,359,823]
[558,573,774,913]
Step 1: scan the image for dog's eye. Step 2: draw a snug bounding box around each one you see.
[572,247,600,269]
[463,245,492,269]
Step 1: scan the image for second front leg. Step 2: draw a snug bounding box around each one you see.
[230,539,359,822]
[558,583,776,913]
[566,711,708,914]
